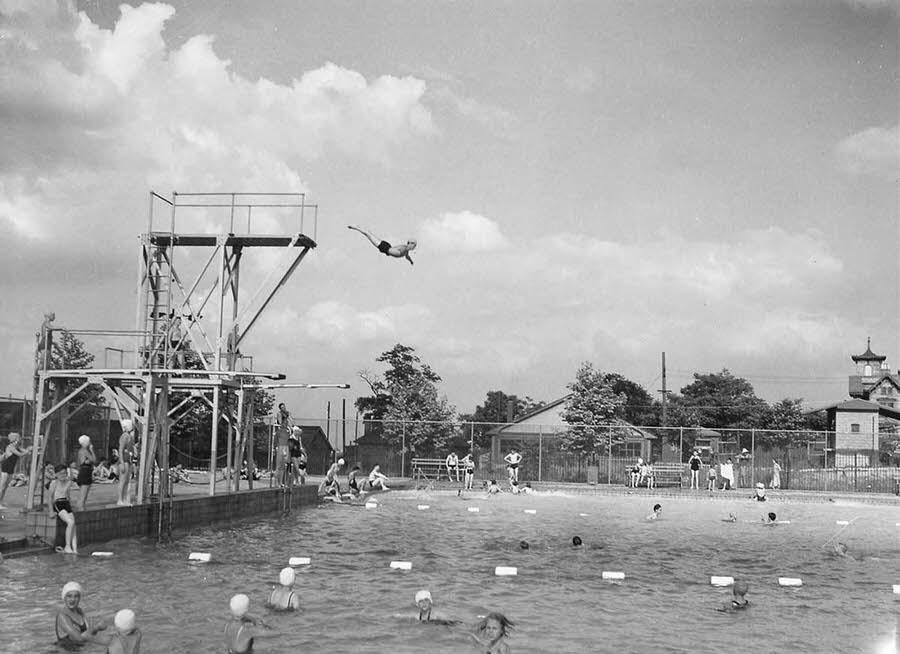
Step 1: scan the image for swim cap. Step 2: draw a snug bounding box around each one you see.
[78,435,91,447]
[230,594,250,617]
[734,580,749,595]
[415,590,432,604]
[121,419,133,432]
[756,482,764,489]
[279,567,295,586]
[114,609,136,632]
[518,540,530,550]
[338,458,345,466]
[61,581,83,601]
[572,536,583,546]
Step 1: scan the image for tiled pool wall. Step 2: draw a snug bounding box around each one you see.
[25,484,318,548]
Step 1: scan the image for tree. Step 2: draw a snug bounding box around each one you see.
[50,330,106,421]
[355,344,456,455]
[759,398,807,448]
[460,391,546,449]
[604,373,659,426]
[559,362,626,458]
[673,369,768,431]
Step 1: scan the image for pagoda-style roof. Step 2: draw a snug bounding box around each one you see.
[851,337,886,363]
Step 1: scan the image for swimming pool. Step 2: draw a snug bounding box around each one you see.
[4,490,898,653]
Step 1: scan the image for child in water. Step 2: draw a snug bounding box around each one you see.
[752,482,767,501]
[763,511,778,525]
[487,480,502,494]
[645,503,662,520]
[718,580,749,612]
[472,612,514,653]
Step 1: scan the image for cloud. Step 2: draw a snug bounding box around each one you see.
[427,85,515,134]
[835,125,899,177]
[420,211,511,253]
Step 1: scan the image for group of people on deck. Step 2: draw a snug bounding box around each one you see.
[319,458,391,501]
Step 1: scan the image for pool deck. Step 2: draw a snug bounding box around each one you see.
[3,477,898,557]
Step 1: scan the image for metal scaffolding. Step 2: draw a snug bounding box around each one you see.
[25,191,321,539]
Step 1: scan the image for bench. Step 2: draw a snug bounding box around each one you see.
[411,458,464,482]
[627,462,684,488]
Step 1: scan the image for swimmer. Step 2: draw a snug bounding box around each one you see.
[472,611,514,654]
[224,594,273,654]
[572,535,583,547]
[348,225,417,265]
[832,542,849,557]
[752,482,767,502]
[104,609,142,654]
[48,464,78,553]
[509,480,520,494]
[518,540,530,550]
[763,512,777,525]
[717,579,749,612]
[269,567,300,610]
[645,503,662,520]
[414,590,461,626]
[723,513,738,523]
[487,479,502,495]
[56,582,108,646]
[521,482,535,494]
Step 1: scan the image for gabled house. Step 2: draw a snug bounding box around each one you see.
[848,338,900,409]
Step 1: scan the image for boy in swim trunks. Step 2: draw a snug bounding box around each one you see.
[48,464,78,553]
[348,225,417,265]
[117,420,136,506]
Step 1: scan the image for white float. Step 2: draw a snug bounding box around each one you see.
[390,561,412,570]
[579,513,589,517]
[836,520,850,525]
[710,576,734,587]
[365,501,378,509]
[778,577,803,587]
[289,557,311,566]
[893,585,900,595]
[468,507,480,513]
[524,509,537,515]
[602,571,625,581]
[188,552,211,562]
[92,551,114,557]
[495,566,518,576]
[417,505,429,510]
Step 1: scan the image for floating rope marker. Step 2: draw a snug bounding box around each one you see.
[778,577,803,587]
[92,552,114,557]
[468,507,480,512]
[390,561,412,570]
[579,513,589,517]
[602,571,625,581]
[524,509,537,514]
[836,520,850,525]
[365,502,378,509]
[893,585,900,595]
[495,566,517,576]
[778,521,791,524]
[417,505,429,510]
[289,557,311,566]
[710,576,734,587]
[188,552,211,562]
[822,516,861,549]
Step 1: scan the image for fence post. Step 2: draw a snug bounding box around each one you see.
[679,427,683,462]
[607,424,613,484]
[538,425,543,483]
[401,422,406,478]
[751,428,755,486]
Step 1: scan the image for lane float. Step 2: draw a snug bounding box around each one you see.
[289,557,311,566]
[893,585,900,595]
[390,561,412,570]
[468,507,480,513]
[418,505,429,510]
[602,571,625,581]
[188,552,211,562]
[836,520,850,525]
[710,576,734,587]
[524,509,537,515]
[92,551,114,558]
[778,577,803,587]
[495,566,517,576]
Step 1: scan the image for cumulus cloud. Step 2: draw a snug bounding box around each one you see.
[420,210,510,253]
[835,125,899,177]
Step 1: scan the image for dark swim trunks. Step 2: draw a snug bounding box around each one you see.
[377,240,392,255]
[77,463,93,486]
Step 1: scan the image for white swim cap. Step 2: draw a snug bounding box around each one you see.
[62,581,83,601]
[415,590,432,604]
[756,482,764,489]
[279,567,295,586]
[121,419,133,432]
[338,458,345,466]
[230,593,250,617]
[114,609,136,632]
[78,435,91,447]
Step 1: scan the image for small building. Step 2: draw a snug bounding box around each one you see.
[848,338,900,409]
[295,425,335,475]
[817,399,900,467]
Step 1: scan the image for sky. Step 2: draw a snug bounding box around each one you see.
[1,0,898,424]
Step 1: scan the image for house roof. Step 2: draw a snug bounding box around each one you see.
[851,338,887,363]
[819,399,882,413]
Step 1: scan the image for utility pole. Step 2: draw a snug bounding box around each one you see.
[341,397,347,455]
[658,352,668,427]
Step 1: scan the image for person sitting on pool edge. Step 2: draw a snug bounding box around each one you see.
[318,458,345,497]
[487,479,502,494]
[269,567,300,610]
[717,579,749,612]
[366,464,390,491]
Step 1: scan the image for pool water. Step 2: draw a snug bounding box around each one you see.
[3,490,898,653]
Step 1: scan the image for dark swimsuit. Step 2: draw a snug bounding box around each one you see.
[1,452,18,474]
[349,477,359,490]
[732,599,749,610]
[77,461,93,486]
[377,240,392,255]
[225,621,254,654]
[56,609,87,649]
[53,497,73,513]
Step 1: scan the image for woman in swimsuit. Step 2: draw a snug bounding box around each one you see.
[48,464,79,553]
[0,432,32,509]
[224,594,273,653]
[268,568,300,610]
[288,427,307,486]
[461,453,475,490]
[56,581,108,648]
[347,464,363,497]
[76,435,97,510]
